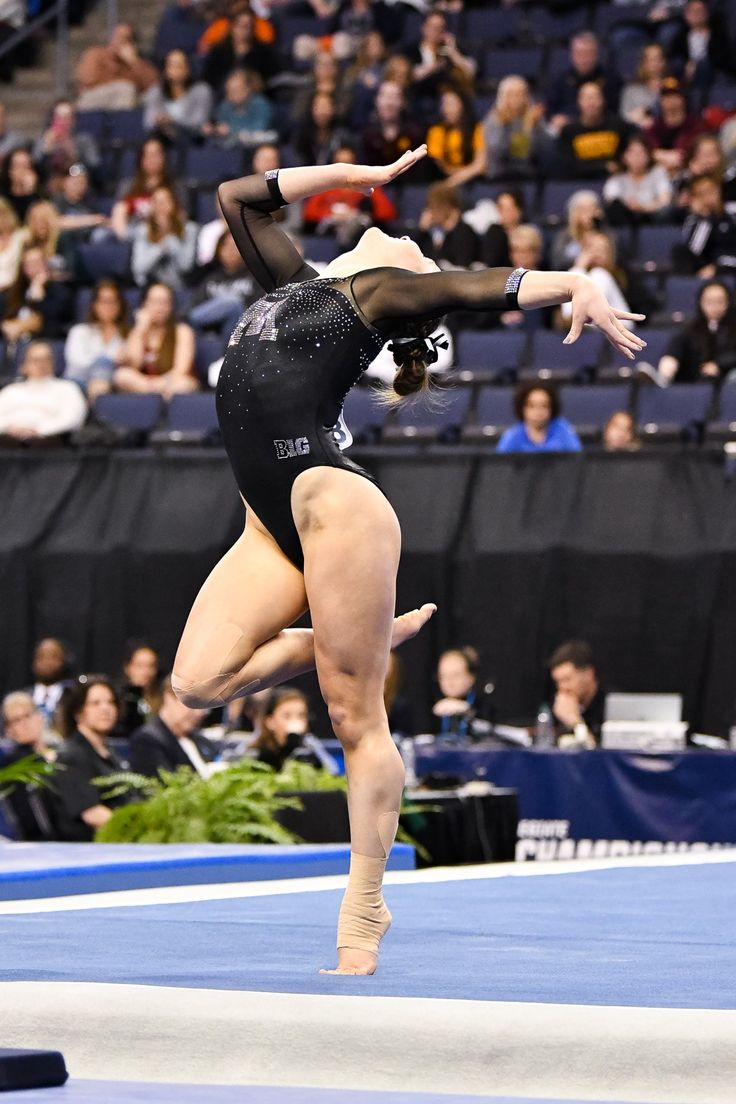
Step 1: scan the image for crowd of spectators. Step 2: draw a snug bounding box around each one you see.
[0,1,734,452]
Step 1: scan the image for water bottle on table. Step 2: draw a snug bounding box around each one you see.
[535,704,556,748]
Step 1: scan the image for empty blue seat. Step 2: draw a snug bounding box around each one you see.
[77,241,133,282]
[183,145,246,186]
[194,334,226,383]
[386,386,471,441]
[165,392,219,433]
[530,329,604,372]
[631,327,675,368]
[75,110,106,139]
[636,226,680,270]
[663,276,704,319]
[717,383,736,422]
[302,235,341,264]
[464,6,522,44]
[559,384,631,429]
[398,184,427,224]
[636,382,714,428]
[529,5,588,42]
[471,386,516,428]
[94,393,163,431]
[107,109,145,144]
[482,47,544,84]
[456,329,527,373]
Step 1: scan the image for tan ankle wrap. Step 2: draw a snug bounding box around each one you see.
[336,811,399,954]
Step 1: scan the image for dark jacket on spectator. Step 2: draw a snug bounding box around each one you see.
[665,315,736,380]
[557,115,634,177]
[49,730,124,842]
[414,221,480,269]
[672,210,736,274]
[202,40,282,95]
[128,716,217,778]
[547,65,620,119]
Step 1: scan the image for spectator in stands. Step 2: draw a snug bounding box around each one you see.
[644,78,707,174]
[50,675,127,841]
[556,81,634,179]
[432,646,492,741]
[497,381,582,453]
[27,637,72,725]
[495,224,548,330]
[64,279,130,399]
[302,143,397,246]
[343,30,386,129]
[1,246,74,342]
[188,228,256,335]
[546,32,620,134]
[129,675,216,778]
[153,0,208,65]
[55,164,107,264]
[384,651,414,738]
[197,0,277,59]
[291,51,346,130]
[603,135,674,226]
[116,641,164,739]
[480,189,525,268]
[22,201,67,272]
[251,686,312,771]
[0,102,28,163]
[0,147,44,222]
[201,9,282,96]
[549,189,605,271]
[0,339,87,445]
[0,194,23,307]
[360,78,422,166]
[1,692,56,841]
[676,132,736,207]
[204,67,276,146]
[114,281,197,397]
[547,639,605,746]
[657,279,736,382]
[415,182,479,268]
[295,91,350,167]
[603,410,641,451]
[668,0,733,94]
[482,75,544,181]
[426,88,485,188]
[75,22,159,112]
[33,99,101,192]
[406,10,476,116]
[672,173,736,275]
[144,49,214,142]
[620,43,671,128]
[131,184,198,289]
[111,137,177,241]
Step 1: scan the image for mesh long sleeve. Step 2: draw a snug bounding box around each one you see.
[218,174,317,294]
[350,266,516,331]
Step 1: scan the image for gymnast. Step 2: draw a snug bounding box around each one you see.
[171,145,646,975]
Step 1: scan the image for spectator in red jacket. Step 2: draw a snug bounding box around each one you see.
[302,144,398,246]
[644,79,708,175]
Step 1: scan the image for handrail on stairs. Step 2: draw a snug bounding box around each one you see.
[0,0,120,100]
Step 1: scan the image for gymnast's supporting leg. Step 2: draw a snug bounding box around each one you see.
[293,467,408,976]
[172,510,436,711]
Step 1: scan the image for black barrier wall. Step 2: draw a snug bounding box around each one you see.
[2,451,736,736]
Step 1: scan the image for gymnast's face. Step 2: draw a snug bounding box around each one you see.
[353,226,439,275]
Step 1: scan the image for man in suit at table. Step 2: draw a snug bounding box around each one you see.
[129,675,217,779]
[548,639,606,747]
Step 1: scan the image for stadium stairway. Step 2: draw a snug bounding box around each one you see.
[3,0,169,137]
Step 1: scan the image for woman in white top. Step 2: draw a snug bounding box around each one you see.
[560,230,634,327]
[603,135,673,225]
[64,279,130,400]
[0,196,24,298]
[619,43,669,128]
[131,185,198,289]
[143,49,213,141]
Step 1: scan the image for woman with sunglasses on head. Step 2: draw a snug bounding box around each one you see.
[171,145,646,976]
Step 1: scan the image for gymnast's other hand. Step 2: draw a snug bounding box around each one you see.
[564,276,647,361]
[343,145,428,195]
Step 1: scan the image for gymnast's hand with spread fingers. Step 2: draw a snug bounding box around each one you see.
[564,276,647,362]
[342,145,429,195]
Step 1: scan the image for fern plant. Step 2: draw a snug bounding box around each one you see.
[0,754,56,799]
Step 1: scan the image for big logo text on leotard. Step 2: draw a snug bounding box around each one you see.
[229,297,280,346]
[274,437,310,459]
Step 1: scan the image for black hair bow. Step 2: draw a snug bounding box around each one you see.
[388,332,449,365]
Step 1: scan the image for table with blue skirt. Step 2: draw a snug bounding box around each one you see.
[412,745,736,860]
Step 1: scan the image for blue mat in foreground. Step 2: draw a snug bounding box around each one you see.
[0,843,414,900]
[0,1082,647,1104]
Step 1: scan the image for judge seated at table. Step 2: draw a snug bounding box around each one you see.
[547,639,605,747]
[432,646,494,743]
[128,675,218,779]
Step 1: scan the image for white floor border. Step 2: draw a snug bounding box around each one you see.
[1,847,735,915]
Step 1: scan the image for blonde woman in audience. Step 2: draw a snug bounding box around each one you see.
[549,189,605,271]
[131,184,198,290]
[482,75,544,180]
[560,230,633,326]
[22,201,65,272]
[619,43,670,128]
[114,281,196,397]
[0,196,24,300]
[64,279,130,400]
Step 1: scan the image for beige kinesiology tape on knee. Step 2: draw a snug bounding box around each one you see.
[336,811,399,953]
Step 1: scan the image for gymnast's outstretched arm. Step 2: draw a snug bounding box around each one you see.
[217,147,429,294]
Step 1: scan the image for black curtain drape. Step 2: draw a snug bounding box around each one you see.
[2,450,735,736]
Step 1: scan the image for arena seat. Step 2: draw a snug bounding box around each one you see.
[463,6,522,45]
[194,334,227,384]
[302,235,341,264]
[106,108,145,145]
[529,329,604,374]
[663,276,703,320]
[342,386,388,444]
[635,225,680,272]
[482,47,545,85]
[558,384,631,439]
[455,329,527,375]
[93,393,164,431]
[529,5,589,43]
[76,241,133,282]
[541,179,604,224]
[705,381,736,442]
[398,185,428,224]
[164,392,219,435]
[183,145,247,187]
[636,381,714,440]
[74,110,106,140]
[462,385,515,442]
[383,386,471,443]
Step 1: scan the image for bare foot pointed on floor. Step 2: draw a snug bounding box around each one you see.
[319,948,379,976]
[391,603,437,649]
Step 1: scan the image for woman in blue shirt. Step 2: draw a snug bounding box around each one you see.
[497,380,582,453]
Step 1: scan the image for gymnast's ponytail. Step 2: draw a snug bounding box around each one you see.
[385,318,447,402]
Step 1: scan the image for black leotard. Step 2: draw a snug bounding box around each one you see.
[217,172,516,569]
